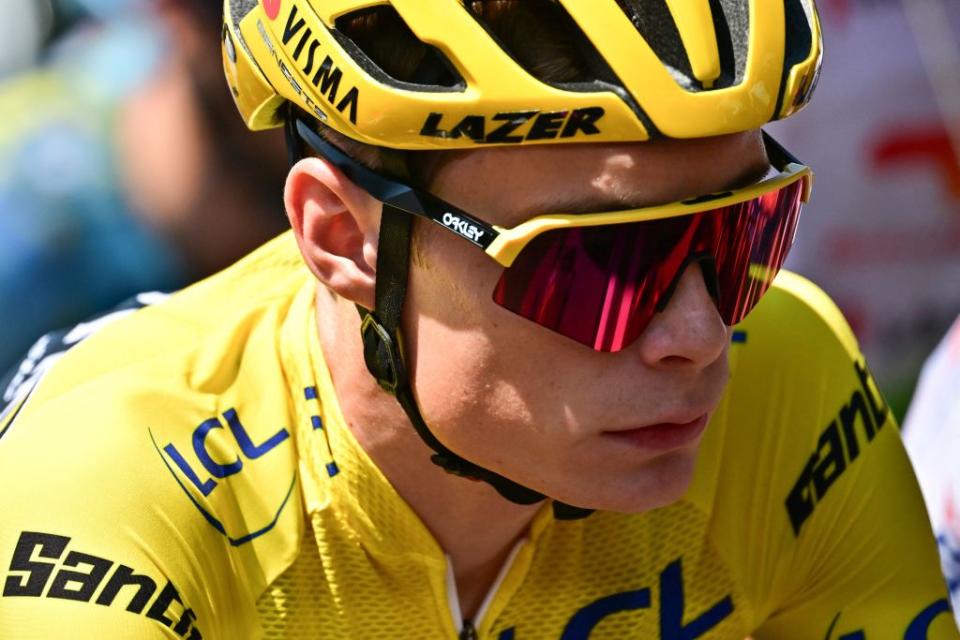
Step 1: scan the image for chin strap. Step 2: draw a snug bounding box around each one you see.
[359,204,594,521]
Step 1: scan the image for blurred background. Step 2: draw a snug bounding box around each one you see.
[770,0,960,417]
[0,0,959,421]
[0,0,289,370]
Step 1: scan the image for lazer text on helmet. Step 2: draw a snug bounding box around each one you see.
[420,108,605,144]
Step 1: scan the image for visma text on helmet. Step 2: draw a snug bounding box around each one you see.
[268,4,361,125]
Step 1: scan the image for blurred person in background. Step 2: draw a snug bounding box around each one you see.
[770,0,960,417]
[0,0,288,370]
[904,317,960,625]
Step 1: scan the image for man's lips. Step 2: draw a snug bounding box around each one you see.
[601,415,709,451]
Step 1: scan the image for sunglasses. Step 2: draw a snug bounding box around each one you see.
[291,117,813,353]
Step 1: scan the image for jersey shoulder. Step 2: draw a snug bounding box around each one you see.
[737,269,860,365]
[706,269,892,543]
[0,234,310,639]
[692,272,954,636]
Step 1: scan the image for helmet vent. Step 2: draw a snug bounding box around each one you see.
[615,0,748,91]
[708,0,749,88]
[614,0,695,89]
[464,0,607,86]
[784,0,814,65]
[332,7,465,92]
[464,0,659,135]
[782,0,814,74]
[774,0,816,114]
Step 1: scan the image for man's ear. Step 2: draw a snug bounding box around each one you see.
[285,156,380,310]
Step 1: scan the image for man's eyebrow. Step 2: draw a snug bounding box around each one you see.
[519,161,774,217]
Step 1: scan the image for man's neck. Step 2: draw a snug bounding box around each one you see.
[315,292,541,619]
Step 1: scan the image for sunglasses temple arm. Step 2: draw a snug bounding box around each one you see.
[294,119,498,250]
[412,192,499,250]
[285,114,308,167]
[762,130,802,167]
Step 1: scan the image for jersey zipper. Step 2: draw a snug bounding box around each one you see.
[459,619,478,640]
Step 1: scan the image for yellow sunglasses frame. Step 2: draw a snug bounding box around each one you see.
[487,160,813,267]
[292,118,813,270]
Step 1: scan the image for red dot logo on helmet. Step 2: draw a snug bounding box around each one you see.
[263,0,281,20]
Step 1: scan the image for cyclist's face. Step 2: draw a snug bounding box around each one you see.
[404,130,770,513]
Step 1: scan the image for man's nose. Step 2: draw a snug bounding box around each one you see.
[633,263,728,370]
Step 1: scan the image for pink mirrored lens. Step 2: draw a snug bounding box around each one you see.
[492,180,805,352]
[714,180,804,325]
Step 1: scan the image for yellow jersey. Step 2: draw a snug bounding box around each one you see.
[0,233,955,639]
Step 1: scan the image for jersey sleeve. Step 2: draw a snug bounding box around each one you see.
[753,400,958,639]
[710,273,958,638]
[0,317,264,640]
[0,398,257,639]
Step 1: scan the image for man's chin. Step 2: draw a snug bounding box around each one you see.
[551,448,699,514]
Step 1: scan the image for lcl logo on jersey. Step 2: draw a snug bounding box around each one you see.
[263,0,282,21]
[153,408,296,546]
[160,409,290,499]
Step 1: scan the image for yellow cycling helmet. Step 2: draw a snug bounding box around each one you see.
[222,0,822,149]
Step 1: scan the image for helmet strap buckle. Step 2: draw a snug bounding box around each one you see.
[359,310,405,394]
